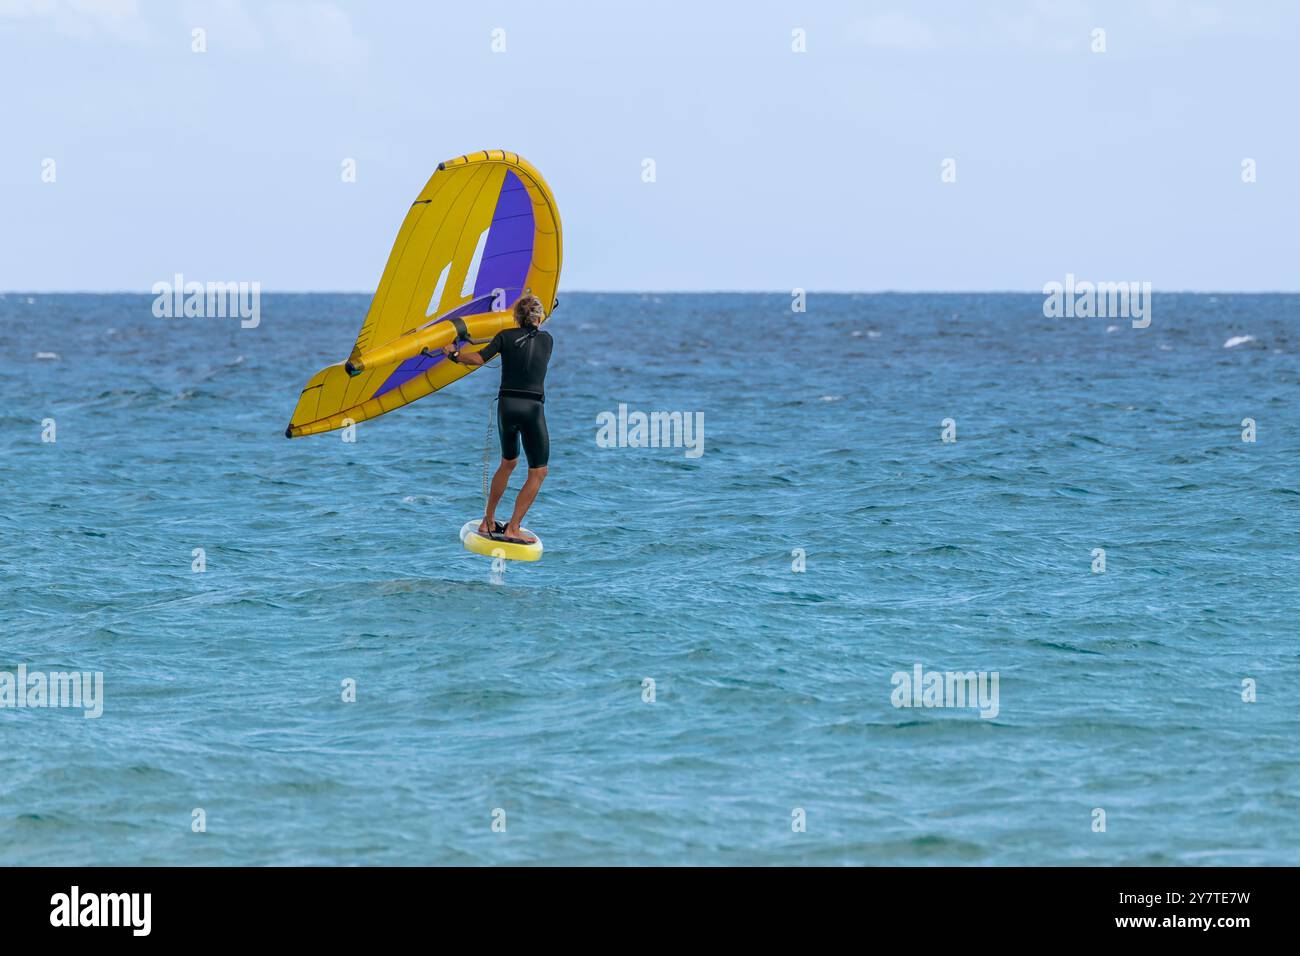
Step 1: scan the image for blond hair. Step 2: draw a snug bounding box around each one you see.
[513,294,545,330]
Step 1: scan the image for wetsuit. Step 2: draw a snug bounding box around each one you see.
[478,327,552,468]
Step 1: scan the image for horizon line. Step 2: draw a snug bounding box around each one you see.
[4,288,1300,296]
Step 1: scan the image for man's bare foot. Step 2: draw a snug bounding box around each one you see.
[504,524,536,544]
[478,517,498,536]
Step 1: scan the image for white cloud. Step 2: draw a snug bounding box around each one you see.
[0,0,152,42]
[183,0,265,52]
[848,12,939,51]
[2,0,368,65]
[0,0,56,17]
[266,1,366,67]
[1144,0,1266,36]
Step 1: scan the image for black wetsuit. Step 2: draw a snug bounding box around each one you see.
[478,327,552,467]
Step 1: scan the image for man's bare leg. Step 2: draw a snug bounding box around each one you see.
[505,466,548,543]
[480,457,517,534]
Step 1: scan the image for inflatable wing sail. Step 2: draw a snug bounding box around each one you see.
[285,150,562,438]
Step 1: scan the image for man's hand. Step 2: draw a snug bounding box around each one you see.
[440,343,486,367]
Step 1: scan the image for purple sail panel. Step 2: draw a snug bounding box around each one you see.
[472,170,534,302]
[371,171,537,401]
[372,351,443,399]
[418,292,498,331]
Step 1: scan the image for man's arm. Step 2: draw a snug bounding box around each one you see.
[442,345,485,366]
[442,330,502,367]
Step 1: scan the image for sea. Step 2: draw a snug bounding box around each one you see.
[2,291,1297,865]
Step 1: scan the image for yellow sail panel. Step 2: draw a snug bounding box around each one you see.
[517,175,561,314]
[285,150,563,439]
[352,162,506,358]
[287,361,468,438]
[286,322,493,438]
[285,313,518,438]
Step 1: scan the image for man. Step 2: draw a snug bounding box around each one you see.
[443,295,552,544]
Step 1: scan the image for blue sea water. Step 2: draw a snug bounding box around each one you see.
[2,291,1297,866]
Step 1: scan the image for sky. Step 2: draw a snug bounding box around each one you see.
[1,0,1296,292]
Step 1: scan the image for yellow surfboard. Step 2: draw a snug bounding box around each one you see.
[459,521,543,562]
